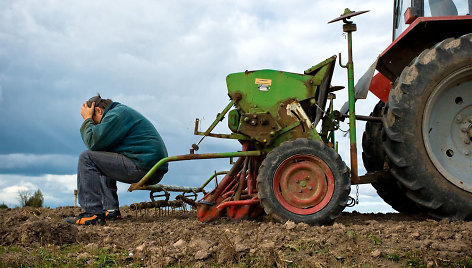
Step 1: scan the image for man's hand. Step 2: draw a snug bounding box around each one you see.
[81,102,95,120]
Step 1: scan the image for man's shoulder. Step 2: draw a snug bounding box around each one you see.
[108,103,148,121]
[109,102,125,110]
[107,102,132,115]
[101,103,130,122]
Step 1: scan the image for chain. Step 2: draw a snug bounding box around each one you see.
[355,185,359,204]
[346,185,360,207]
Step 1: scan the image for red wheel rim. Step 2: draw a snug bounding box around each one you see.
[273,154,335,215]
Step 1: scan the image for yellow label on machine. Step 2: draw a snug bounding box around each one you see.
[255,78,272,85]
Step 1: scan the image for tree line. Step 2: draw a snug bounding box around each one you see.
[0,189,44,209]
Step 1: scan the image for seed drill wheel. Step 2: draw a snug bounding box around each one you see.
[362,100,421,213]
[257,138,350,225]
[383,33,472,220]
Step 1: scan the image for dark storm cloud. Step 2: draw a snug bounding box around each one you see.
[0,154,77,175]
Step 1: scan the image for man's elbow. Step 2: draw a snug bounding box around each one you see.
[83,138,98,151]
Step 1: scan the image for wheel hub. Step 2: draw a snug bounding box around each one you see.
[457,117,472,146]
[423,66,472,193]
[273,154,334,215]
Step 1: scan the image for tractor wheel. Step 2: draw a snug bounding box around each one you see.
[362,100,421,213]
[383,33,472,220]
[362,100,387,172]
[257,138,350,225]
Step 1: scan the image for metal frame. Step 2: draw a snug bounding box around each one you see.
[128,8,383,223]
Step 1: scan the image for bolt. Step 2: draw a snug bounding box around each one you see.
[456,115,462,123]
[461,127,468,133]
[464,150,470,156]
[295,179,299,183]
[298,189,302,193]
[308,186,313,190]
[465,139,471,145]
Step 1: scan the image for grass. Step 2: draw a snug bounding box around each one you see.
[367,235,382,245]
[403,251,425,268]
[283,239,329,256]
[284,243,300,251]
[1,243,293,268]
[387,253,400,263]
[0,244,140,268]
[382,251,472,268]
[1,243,470,268]
[452,258,472,268]
[346,230,358,240]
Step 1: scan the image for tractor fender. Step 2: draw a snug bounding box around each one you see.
[366,15,472,103]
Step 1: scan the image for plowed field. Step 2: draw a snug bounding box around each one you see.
[1,207,471,267]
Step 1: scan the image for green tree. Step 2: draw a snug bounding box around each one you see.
[18,190,30,207]
[0,203,8,209]
[18,189,44,208]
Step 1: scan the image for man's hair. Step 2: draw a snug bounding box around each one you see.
[87,93,112,110]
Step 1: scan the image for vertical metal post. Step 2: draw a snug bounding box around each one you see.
[329,9,368,184]
[344,23,360,184]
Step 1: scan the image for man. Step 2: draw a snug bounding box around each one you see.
[66,94,168,225]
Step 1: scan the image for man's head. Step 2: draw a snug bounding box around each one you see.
[87,94,112,124]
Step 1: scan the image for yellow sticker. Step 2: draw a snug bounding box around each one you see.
[255,78,272,86]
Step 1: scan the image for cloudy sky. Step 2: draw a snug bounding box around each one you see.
[0,0,395,213]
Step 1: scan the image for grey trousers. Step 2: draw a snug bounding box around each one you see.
[77,150,166,214]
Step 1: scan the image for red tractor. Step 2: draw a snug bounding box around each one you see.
[361,0,472,219]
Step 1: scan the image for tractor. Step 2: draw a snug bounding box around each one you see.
[360,0,472,220]
[127,0,472,225]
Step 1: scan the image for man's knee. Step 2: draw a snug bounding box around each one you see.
[79,150,93,164]
[146,170,167,185]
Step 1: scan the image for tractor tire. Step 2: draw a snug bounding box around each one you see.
[257,138,350,225]
[362,100,387,172]
[383,33,472,220]
[362,100,421,213]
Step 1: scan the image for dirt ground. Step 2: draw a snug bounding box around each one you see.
[0,206,471,267]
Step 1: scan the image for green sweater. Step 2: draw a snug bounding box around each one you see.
[80,102,168,171]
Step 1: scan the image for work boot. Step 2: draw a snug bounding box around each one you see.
[104,209,122,221]
[66,212,106,226]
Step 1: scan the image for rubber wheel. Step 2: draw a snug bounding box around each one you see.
[362,100,421,213]
[257,138,350,225]
[383,33,472,220]
[362,100,387,171]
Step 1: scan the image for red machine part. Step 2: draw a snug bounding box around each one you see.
[368,73,392,103]
[226,204,265,221]
[369,16,472,102]
[376,16,472,83]
[272,154,334,215]
[196,143,264,222]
